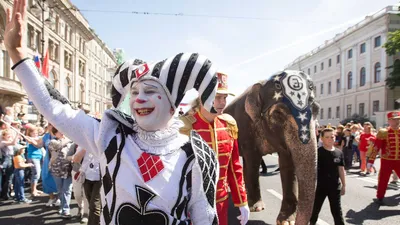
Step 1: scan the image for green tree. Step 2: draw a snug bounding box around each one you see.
[340,113,376,128]
[384,30,400,89]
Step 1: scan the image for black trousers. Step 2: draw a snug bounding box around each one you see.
[84,179,102,225]
[310,185,345,225]
[343,147,353,169]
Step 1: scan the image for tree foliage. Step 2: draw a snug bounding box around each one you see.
[384,30,400,89]
[340,113,376,128]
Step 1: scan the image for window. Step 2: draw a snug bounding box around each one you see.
[360,67,366,86]
[328,81,331,94]
[48,70,57,87]
[360,43,366,53]
[373,100,379,113]
[374,36,381,48]
[328,107,332,119]
[336,79,340,92]
[27,24,34,49]
[348,49,353,59]
[374,62,381,83]
[35,30,41,53]
[328,58,332,67]
[64,51,72,70]
[320,108,324,119]
[336,106,340,118]
[359,103,365,116]
[48,39,59,62]
[79,60,86,76]
[80,83,85,103]
[64,77,71,99]
[55,15,60,34]
[314,65,317,73]
[2,50,10,78]
[337,54,340,64]
[347,72,353,89]
[308,68,310,75]
[321,62,324,71]
[64,25,69,42]
[347,104,352,118]
[320,83,324,94]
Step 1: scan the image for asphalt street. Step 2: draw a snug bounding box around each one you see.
[0,155,399,225]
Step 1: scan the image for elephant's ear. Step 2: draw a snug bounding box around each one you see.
[245,83,262,122]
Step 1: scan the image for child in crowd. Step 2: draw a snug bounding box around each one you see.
[310,128,346,225]
[342,128,354,171]
[13,146,34,203]
[366,136,378,176]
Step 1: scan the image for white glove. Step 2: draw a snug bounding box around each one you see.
[237,205,250,225]
[367,162,373,170]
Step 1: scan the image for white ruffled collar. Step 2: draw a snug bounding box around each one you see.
[132,119,189,155]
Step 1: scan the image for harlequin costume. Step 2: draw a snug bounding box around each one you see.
[369,111,400,201]
[181,72,248,225]
[12,53,221,225]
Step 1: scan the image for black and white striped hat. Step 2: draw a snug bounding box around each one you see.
[111,53,218,113]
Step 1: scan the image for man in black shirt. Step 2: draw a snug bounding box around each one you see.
[310,128,346,225]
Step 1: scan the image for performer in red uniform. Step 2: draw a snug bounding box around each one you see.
[368,111,400,204]
[181,72,250,225]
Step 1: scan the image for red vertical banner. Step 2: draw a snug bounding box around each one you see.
[41,49,49,78]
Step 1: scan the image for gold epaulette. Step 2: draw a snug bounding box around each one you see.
[179,115,196,136]
[218,114,238,139]
[377,128,388,139]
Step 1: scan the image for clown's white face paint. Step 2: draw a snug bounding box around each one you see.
[130,80,173,131]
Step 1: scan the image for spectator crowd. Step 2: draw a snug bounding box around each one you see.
[0,106,101,224]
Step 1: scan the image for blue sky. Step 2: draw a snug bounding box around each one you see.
[72,0,399,104]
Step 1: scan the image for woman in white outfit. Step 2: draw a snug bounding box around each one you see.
[4,1,220,224]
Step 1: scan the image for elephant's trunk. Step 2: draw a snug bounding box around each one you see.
[294,150,317,225]
[291,119,318,225]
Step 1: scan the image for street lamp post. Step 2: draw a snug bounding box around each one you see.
[30,0,55,127]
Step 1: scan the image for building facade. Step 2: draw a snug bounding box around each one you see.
[0,0,116,123]
[286,5,400,128]
[88,35,117,117]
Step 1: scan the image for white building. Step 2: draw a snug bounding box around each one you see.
[286,5,400,128]
[88,34,117,117]
[0,0,116,123]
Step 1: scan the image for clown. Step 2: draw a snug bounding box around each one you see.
[4,1,219,224]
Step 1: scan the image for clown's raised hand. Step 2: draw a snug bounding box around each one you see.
[4,0,27,64]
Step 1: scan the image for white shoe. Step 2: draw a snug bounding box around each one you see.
[55,199,61,206]
[46,198,56,207]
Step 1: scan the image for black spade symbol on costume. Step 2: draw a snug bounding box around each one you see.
[116,185,169,225]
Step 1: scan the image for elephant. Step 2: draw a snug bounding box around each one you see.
[224,70,320,225]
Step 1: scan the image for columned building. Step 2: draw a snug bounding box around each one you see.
[286,5,400,128]
[0,0,116,123]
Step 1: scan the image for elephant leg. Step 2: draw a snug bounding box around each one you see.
[243,151,265,212]
[276,153,297,224]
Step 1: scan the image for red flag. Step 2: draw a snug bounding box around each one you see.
[41,49,49,78]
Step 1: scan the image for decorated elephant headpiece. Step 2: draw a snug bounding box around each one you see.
[111,53,219,113]
[268,70,318,144]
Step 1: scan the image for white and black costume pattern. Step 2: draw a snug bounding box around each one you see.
[12,53,220,225]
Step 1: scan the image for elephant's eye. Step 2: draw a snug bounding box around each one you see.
[308,81,314,90]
